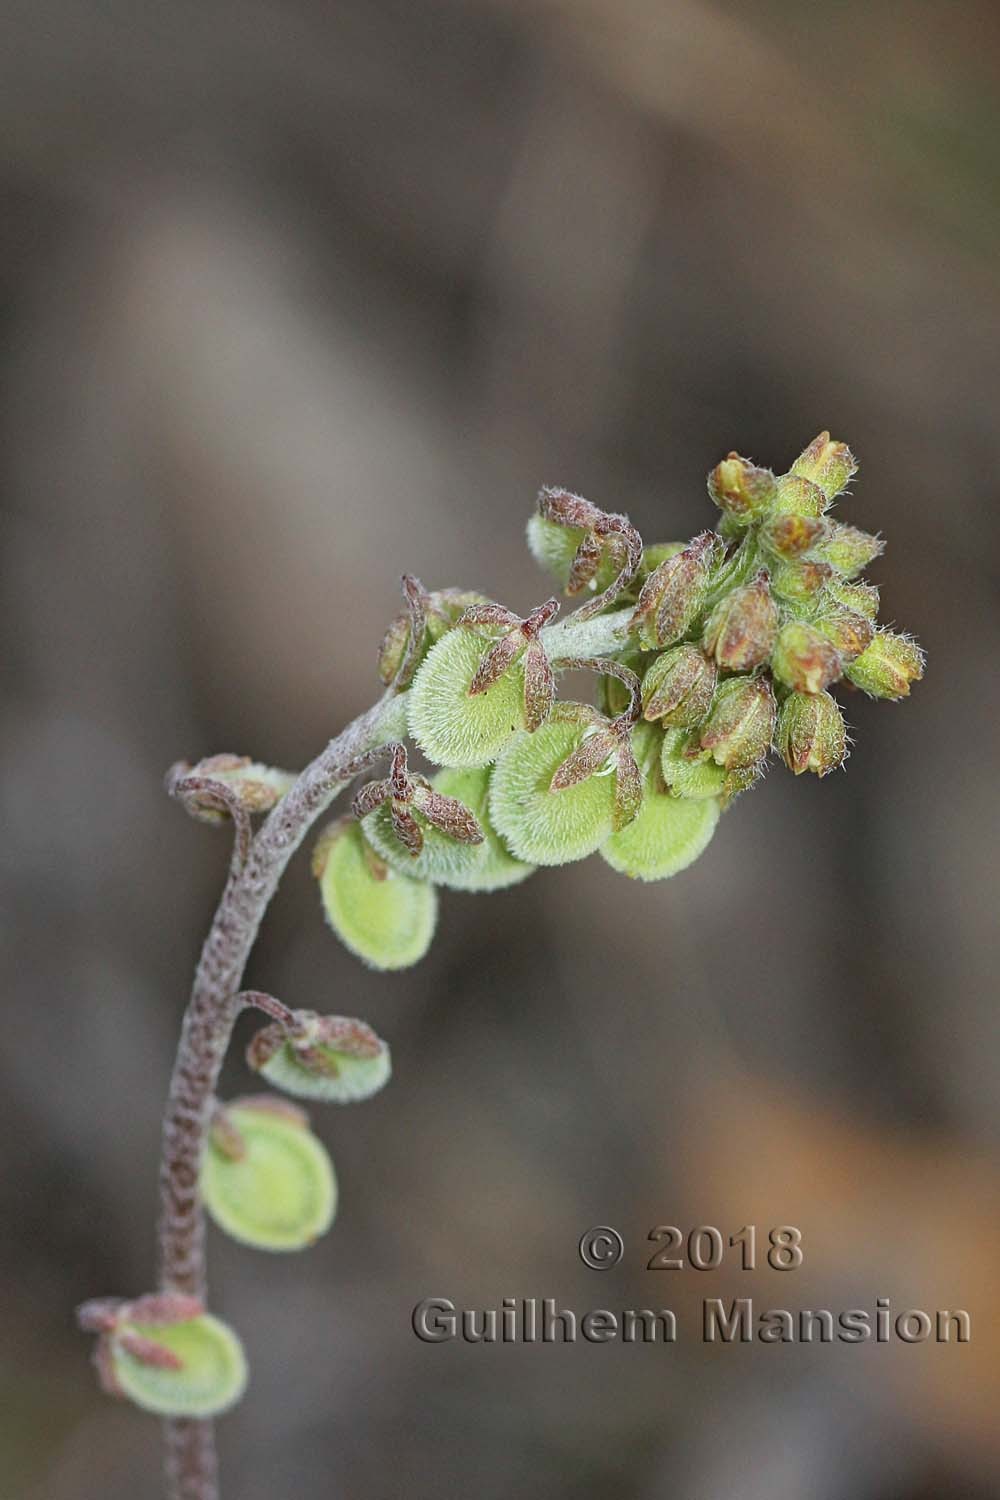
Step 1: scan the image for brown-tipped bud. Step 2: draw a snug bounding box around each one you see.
[813,523,884,578]
[702,572,779,672]
[825,577,880,621]
[777,691,848,776]
[639,541,686,577]
[771,473,828,519]
[771,621,844,694]
[707,454,777,523]
[769,558,834,607]
[761,513,827,559]
[377,612,412,685]
[845,631,925,700]
[789,431,857,501]
[378,587,491,686]
[815,608,875,664]
[699,676,776,770]
[641,645,717,728]
[630,532,717,649]
[720,759,768,806]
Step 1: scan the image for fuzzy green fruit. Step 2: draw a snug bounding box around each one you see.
[316,820,436,971]
[202,1101,337,1253]
[601,786,719,880]
[489,706,620,865]
[249,1013,392,1104]
[408,628,528,767]
[363,766,533,891]
[110,1314,247,1419]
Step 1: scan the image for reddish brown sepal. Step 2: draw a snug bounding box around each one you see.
[117,1331,185,1371]
[536,487,643,620]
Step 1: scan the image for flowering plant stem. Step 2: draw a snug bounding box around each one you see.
[155,609,632,1500]
[158,691,402,1499]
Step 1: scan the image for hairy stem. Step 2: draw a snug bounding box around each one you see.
[157,691,406,1500]
[154,605,627,1500]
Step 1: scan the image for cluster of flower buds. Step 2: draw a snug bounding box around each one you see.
[629,434,922,794]
[164,433,920,973]
[305,431,924,967]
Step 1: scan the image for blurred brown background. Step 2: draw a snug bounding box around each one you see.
[2,1,998,1496]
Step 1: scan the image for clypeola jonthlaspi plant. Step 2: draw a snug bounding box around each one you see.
[78,433,923,1498]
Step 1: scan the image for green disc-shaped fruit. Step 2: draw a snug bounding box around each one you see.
[526,513,620,594]
[660,729,727,800]
[317,820,436,970]
[601,785,719,881]
[109,1313,248,1419]
[362,766,533,891]
[407,628,527,767]
[202,1100,337,1252]
[250,1015,392,1104]
[489,706,620,866]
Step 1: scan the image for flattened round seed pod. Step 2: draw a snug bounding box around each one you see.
[318,820,436,970]
[488,707,618,865]
[660,729,727,800]
[601,787,719,881]
[252,1020,392,1104]
[201,1102,336,1252]
[362,766,533,891]
[109,1313,247,1419]
[525,514,620,594]
[407,628,527,767]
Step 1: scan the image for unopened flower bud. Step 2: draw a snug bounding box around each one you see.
[789,431,857,501]
[702,572,778,671]
[721,760,767,805]
[845,631,925,699]
[698,676,776,770]
[761,513,827,559]
[631,532,717,649]
[771,473,828,518]
[641,646,716,727]
[825,577,880,620]
[813,523,884,578]
[706,454,777,523]
[376,611,412,685]
[769,558,834,607]
[771,621,843,694]
[777,691,848,776]
[815,607,875,664]
[639,541,686,576]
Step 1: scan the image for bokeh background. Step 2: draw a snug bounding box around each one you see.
[2,1,998,1496]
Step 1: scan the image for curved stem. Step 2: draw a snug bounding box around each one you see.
[154,604,627,1500]
[156,690,406,1500]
